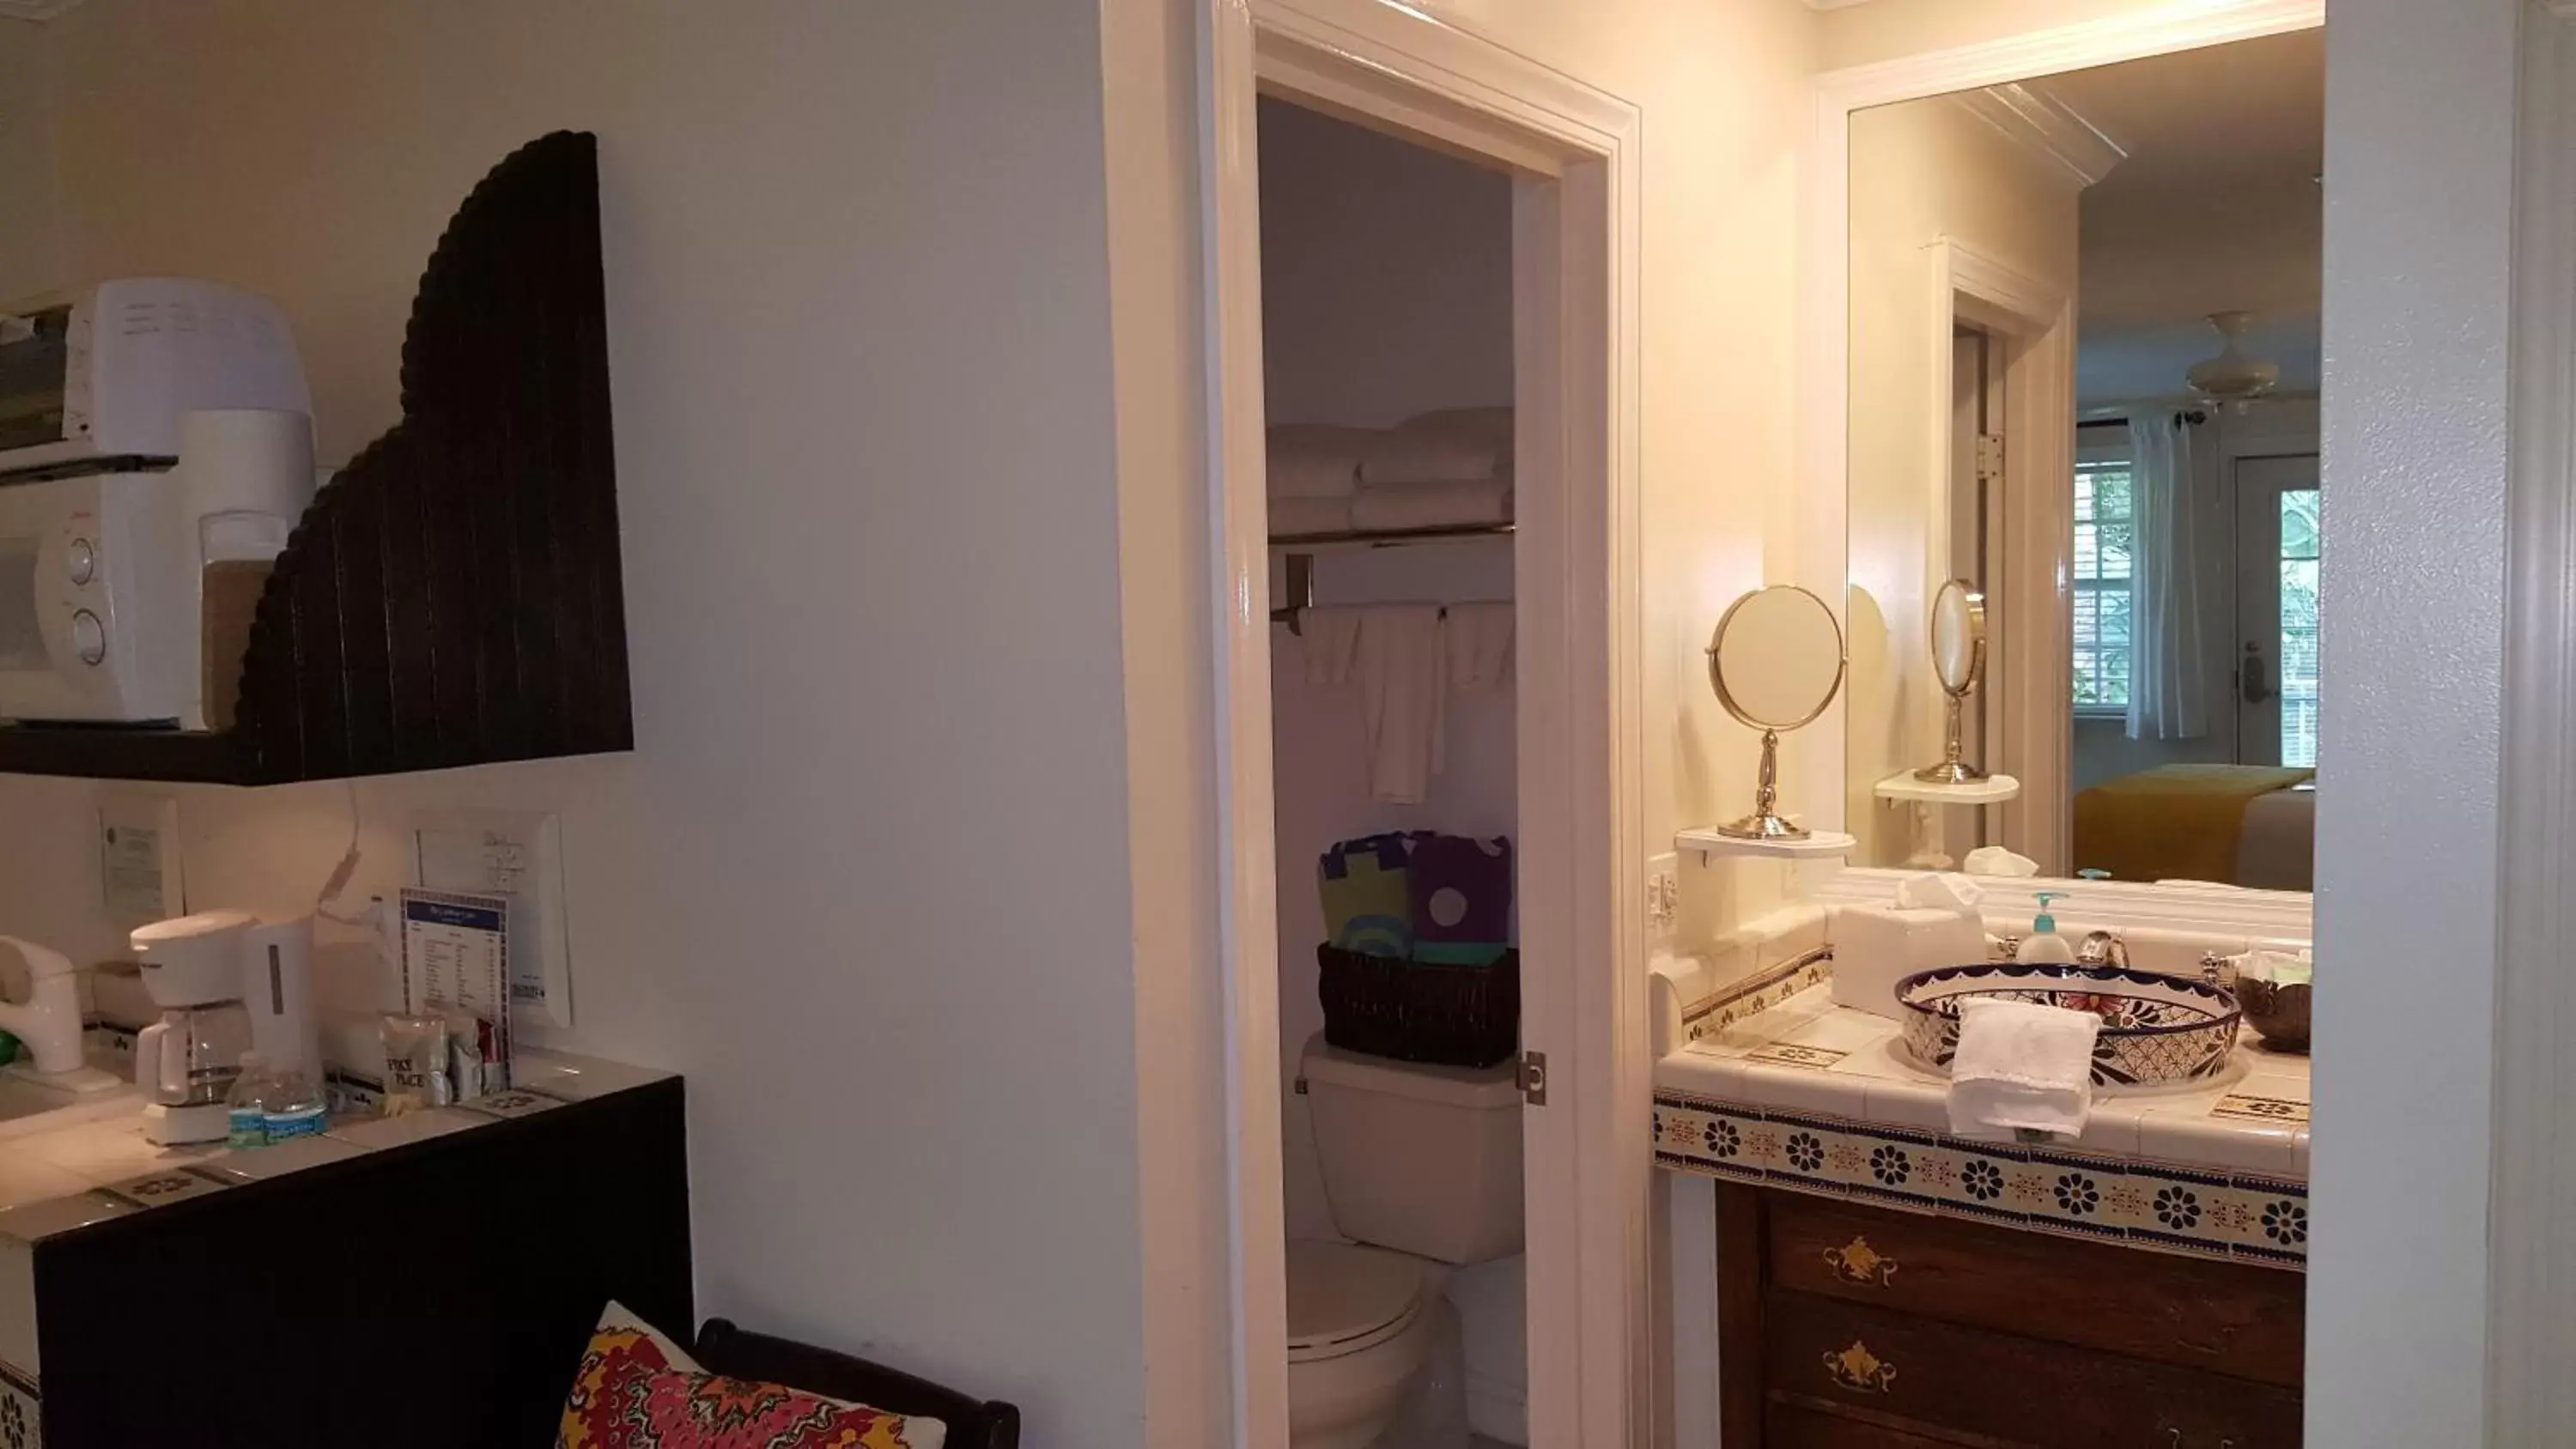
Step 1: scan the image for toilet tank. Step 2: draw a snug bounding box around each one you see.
[1303,1034,1525,1264]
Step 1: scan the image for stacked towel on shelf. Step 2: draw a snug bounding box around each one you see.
[1265,423,1372,537]
[1320,833,1419,958]
[1352,407,1516,531]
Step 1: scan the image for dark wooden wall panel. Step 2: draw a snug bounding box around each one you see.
[0,130,632,785]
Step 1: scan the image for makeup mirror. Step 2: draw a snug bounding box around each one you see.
[1915,579,1988,784]
[1707,585,1846,840]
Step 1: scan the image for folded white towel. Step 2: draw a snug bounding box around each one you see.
[1270,495,1353,538]
[1445,601,1514,688]
[1352,605,1447,804]
[1350,479,1514,532]
[1946,997,2100,1141]
[1266,424,1376,498]
[1361,428,1506,486]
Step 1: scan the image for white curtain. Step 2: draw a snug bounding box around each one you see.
[2126,413,2208,740]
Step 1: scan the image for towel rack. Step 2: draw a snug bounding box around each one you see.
[1267,522,1515,634]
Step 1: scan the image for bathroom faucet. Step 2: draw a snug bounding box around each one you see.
[0,937,83,1075]
[2077,931,2130,970]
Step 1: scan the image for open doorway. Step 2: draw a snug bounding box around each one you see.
[1201,8,1645,1447]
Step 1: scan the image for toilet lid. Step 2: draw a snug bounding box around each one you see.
[1285,1240,1425,1364]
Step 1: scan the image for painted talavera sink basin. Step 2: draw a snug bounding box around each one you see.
[1893,962,2242,1090]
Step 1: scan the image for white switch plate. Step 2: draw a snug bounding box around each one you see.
[95,789,182,929]
[408,809,570,1031]
[1646,852,1680,944]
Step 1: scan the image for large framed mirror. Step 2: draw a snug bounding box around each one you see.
[1840,28,2324,895]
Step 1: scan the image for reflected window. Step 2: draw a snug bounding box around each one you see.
[2278,488,2320,767]
[2072,456,2134,712]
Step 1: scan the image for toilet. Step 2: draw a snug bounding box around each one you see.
[1290,1034,1525,1449]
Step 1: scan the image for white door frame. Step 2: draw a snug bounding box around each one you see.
[1924,239,2074,870]
[1198,4,1645,1446]
[1797,0,2326,858]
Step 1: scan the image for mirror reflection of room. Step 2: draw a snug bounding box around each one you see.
[1844,30,2324,892]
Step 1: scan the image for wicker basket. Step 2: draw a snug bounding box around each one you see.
[1315,943,1520,1070]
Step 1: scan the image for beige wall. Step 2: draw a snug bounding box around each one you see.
[1842,95,2076,866]
[0,20,62,300]
[1819,0,2172,72]
[1417,0,1817,908]
[0,0,1823,1434]
[7,2,1170,1440]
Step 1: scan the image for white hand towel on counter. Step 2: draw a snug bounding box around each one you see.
[1946,997,2100,1141]
[1350,479,1514,532]
[1271,494,1354,538]
[1266,424,1377,498]
[1445,601,1515,688]
[1352,605,1448,804]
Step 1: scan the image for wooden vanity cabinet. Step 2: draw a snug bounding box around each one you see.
[1717,1185,2305,1447]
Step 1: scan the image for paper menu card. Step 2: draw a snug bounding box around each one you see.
[399,887,513,1088]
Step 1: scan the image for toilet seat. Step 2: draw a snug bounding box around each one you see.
[1285,1240,1425,1364]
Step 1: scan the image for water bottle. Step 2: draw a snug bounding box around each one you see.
[225,1052,273,1149]
[262,1060,328,1143]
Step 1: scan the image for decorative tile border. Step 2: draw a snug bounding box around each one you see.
[1680,948,1834,1044]
[0,1355,37,1449]
[2212,1093,2311,1125]
[94,1166,239,1212]
[1655,1088,2308,1271]
[1744,1043,1848,1070]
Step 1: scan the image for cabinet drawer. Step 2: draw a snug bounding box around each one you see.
[1768,1401,1973,1448]
[1765,1193,2304,1386]
[1768,1288,2303,1448]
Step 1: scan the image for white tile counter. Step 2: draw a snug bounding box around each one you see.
[1655,975,2312,1270]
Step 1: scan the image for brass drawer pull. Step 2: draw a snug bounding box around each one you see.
[1821,1234,1899,1287]
[1822,1340,1898,1394]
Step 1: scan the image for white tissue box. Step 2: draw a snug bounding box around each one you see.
[1831,905,1990,1021]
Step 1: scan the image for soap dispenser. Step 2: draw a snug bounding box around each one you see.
[2014,893,2076,965]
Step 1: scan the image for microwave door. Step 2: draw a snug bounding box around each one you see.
[0,538,41,673]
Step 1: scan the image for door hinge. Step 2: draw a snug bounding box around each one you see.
[1975,433,2005,483]
[1516,1050,1549,1107]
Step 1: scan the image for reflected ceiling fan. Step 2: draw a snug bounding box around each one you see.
[2184,310,2281,409]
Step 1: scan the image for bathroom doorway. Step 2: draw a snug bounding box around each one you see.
[1201,5,1646,1446]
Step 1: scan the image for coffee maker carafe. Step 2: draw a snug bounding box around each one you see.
[130,911,319,1145]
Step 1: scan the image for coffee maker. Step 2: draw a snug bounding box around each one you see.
[130,910,320,1145]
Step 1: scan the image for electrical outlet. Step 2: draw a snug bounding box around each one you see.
[1645,852,1680,942]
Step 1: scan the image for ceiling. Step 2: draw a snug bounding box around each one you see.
[2038,29,2325,402]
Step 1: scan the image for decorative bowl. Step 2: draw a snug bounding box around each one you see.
[1893,962,2242,1089]
[2237,978,2312,1053]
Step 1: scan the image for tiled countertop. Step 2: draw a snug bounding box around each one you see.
[1656,981,2312,1270]
[0,1050,673,1245]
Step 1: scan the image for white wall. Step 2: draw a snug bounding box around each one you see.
[1,3,1207,1440]
[0,21,61,300]
[2310,1,2518,1443]
[1257,99,1516,429]
[1842,95,2077,866]
[1255,100,1519,1246]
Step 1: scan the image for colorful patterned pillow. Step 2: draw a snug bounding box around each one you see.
[558,1302,947,1449]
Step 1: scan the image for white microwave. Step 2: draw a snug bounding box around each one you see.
[0,279,310,478]
[0,410,317,731]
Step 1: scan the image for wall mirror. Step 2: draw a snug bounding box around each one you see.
[1841,27,2324,894]
[1709,584,1845,841]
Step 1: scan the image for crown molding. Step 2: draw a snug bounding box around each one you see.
[1952,80,2129,188]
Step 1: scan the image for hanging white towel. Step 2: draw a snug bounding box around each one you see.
[1266,424,1377,498]
[1352,605,1448,804]
[1946,997,2101,1141]
[1300,606,1364,686]
[1445,602,1515,688]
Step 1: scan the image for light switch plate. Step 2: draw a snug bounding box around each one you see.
[408,809,570,1031]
